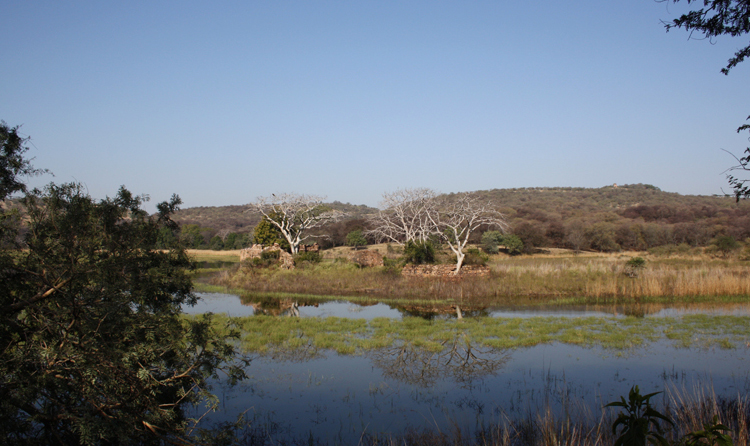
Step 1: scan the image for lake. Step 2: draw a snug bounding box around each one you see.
[187,292,750,444]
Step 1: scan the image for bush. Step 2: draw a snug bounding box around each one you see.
[294,251,321,264]
[250,250,280,268]
[481,230,503,254]
[402,240,436,264]
[461,247,489,266]
[713,235,739,257]
[624,256,646,278]
[382,256,402,275]
[502,234,524,256]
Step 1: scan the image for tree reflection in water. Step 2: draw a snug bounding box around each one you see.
[368,332,509,388]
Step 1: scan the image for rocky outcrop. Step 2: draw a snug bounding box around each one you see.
[348,249,384,267]
[401,264,490,278]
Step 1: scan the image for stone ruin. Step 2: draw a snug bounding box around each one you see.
[239,243,295,269]
[401,264,490,278]
[348,249,384,267]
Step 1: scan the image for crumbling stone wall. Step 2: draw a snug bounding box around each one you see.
[401,264,490,278]
[239,243,295,269]
[298,243,320,253]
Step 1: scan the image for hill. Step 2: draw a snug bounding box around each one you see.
[172,185,750,252]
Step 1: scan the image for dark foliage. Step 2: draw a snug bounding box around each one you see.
[402,240,436,264]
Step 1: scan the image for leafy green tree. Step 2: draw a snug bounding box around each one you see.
[222,232,253,250]
[0,121,45,199]
[180,223,208,248]
[481,230,504,254]
[346,229,367,249]
[253,214,290,251]
[501,234,524,256]
[209,234,224,250]
[0,156,244,443]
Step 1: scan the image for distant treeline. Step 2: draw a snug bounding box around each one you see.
[170,184,750,252]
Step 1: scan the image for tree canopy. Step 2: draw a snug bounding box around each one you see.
[0,124,244,445]
[662,0,750,199]
[663,0,750,75]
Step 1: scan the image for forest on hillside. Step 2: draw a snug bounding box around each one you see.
[169,184,750,252]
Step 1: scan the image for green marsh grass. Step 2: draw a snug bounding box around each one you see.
[195,314,750,356]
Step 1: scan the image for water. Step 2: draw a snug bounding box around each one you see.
[206,340,750,444]
[188,292,750,444]
[187,292,750,320]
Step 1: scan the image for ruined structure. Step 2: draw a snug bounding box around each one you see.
[239,243,295,269]
[348,249,384,267]
[401,264,490,278]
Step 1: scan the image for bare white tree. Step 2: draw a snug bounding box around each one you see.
[366,188,439,245]
[249,193,343,254]
[431,193,508,274]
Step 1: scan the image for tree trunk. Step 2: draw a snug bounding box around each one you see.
[453,253,465,275]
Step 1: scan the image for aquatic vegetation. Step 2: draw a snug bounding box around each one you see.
[192,314,750,356]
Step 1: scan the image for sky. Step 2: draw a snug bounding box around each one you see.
[2,1,749,212]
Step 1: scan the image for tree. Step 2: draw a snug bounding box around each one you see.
[501,234,524,255]
[0,121,45,199]
[1,183,246,445]
[249,193,342,254]
[663,0,750,75]
[662,1,750,199]
[0,131,245,444]
[252,214,287,249]
[481,230,504,254]
[432,193,508,274]
[345,229,367,249]
[366,188,439,245]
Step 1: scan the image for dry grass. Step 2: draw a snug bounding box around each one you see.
[214,248,750,306]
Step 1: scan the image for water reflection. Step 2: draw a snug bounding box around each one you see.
[202,341,750,445]
[187,293,750,444]
[368,333,509,387]
[192,291,750,320]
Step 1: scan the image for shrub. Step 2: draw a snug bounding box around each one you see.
[624,256,646,278]
[713,235,739,257]
[502,234,524,256]
[250,250,280,268]
[402,240,436,264]
[481,230,503,254]
[461,247,489,266]
[294,251,321,264]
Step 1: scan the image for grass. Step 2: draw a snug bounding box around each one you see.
[192,313,750,356]
[212,250,750,308]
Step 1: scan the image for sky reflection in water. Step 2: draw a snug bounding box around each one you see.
[190,293,750,444]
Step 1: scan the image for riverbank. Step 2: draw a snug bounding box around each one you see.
[200,248,750,307]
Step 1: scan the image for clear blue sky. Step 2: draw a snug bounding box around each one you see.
[3,1,749,211]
